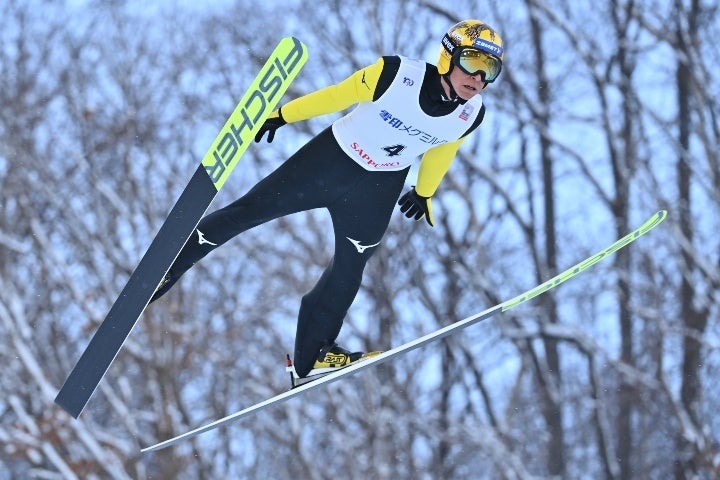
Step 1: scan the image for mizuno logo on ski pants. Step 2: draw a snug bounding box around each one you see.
[346,237,380,254]
[197,230,217,246]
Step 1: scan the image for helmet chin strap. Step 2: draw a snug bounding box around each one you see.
[441,73,461,102]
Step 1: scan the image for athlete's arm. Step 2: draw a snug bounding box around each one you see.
[416,100,486,196]
[255,57,400,143]
[415,138,465,197]
[279,58,385,123]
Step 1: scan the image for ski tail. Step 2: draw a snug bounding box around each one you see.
[54,37,308,418]
[141,210,667,452]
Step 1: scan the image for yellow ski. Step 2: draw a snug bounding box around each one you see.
[142,210,666,452]
[55,37,308,419]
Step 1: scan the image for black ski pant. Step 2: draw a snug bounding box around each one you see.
[153,127,409,377]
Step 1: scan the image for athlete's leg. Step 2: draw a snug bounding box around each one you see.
[152,128,353,302]
[293,167,409,377]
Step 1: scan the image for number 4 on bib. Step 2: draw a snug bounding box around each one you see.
[382,144,406,156]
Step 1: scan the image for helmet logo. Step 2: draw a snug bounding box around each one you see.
[450,32,465,44]
[465,22,497,42]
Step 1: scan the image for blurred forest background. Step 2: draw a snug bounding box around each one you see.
[1,0,718,478]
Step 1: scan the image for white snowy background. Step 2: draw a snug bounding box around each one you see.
[1,0,718,478]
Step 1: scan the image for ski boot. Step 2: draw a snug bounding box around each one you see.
[286,343,382,388]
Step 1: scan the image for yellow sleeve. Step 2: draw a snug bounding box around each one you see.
[279,58,385,123]
[415,138,466,197]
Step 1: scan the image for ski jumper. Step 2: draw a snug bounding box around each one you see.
[152,55,485,377]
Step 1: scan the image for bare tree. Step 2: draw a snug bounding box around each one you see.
[1,0,718,478]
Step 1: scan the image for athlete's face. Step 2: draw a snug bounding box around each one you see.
[446,67,486,100]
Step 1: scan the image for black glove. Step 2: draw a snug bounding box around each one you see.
[254,108,287,143]
[398,187,435,226]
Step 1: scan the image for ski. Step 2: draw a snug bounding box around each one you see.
[55,37,309,418]
[141,210,667,452]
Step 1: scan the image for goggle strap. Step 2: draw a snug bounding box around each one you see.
[441,34,456,55]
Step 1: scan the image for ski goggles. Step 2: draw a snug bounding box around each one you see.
[452,47,503,83]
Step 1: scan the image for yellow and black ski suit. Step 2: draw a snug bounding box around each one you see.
[153,55,485,377]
